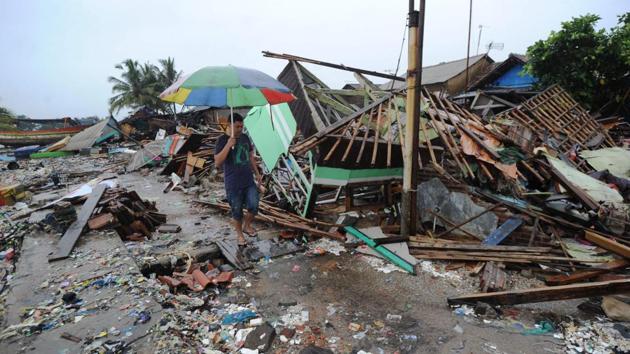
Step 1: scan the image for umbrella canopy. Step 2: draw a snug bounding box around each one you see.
[159,66,295,108]
[245,103,297,171]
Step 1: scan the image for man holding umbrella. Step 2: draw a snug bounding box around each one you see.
[215,113,262,246]
[158,65,296,245]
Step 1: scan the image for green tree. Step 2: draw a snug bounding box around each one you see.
[0,106,16,131]
[156,57,182,115]
[526,13,630,110]
[108,58,181,116]
[157,57,181,90]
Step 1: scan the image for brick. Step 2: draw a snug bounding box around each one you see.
[88,213,116,230]
[192,269,211,289]
[158,276,181,288]
[212,271,234,285]
[280,327,296,340]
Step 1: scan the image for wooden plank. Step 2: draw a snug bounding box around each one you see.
[49,184,107,262]
[216,239,252,270]
[262,51,405,81]
[482,216,523,245]
[356,123,370,164]
[410,250,597,263]
[371,104,383,165]
[545,259,629,286]
[408,242,552,253]
[480,261,506,292]
[341,119,363,162]
[305,87,355,116]
[585,230,630,258]
[312,95,392,140]
[448,279,630,306]
[291,61,326,132]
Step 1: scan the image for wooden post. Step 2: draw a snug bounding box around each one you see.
[401,0,425,237]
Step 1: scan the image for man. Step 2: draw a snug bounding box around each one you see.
[214,113,262,246]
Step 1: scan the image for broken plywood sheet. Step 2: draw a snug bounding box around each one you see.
[418,178,498,240]
[563,238,615,263]
[352,226,417,266]
[546,154,624,204]
[580,147,630,179]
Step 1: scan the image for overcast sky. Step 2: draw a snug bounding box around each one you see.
[0,0,627,119]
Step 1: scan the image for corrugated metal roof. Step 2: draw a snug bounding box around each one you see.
[381,54,491,90]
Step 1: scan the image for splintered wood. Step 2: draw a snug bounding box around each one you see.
[194,199,344,240]
[497,85,614,171]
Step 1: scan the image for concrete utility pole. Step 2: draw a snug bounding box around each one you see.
[401,0,425,237]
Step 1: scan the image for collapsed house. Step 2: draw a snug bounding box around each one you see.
[61,117,121,152]
[231,52,630,307]
[454,53,540,120]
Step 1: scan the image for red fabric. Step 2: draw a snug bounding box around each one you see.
[261,88,296,105]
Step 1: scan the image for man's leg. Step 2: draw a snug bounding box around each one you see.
[228,189,247,245]
[243,184,260,236]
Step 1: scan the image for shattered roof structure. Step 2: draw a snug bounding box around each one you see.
[266,51,494,139]
[497,85,615,171]
[382,54,493,92]
[61,117,120,151]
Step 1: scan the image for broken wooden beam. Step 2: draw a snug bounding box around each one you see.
[408,242,552,253]
[585,230,630,259]
[411,250,602,264]
[482,216,523,245]
[448,278,630,306]
[262,51,405,81]
[545,259,629,286]
[49,184,108,262]
[480,261,506,292]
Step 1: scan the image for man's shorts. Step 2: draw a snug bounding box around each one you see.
[226,185,259,221]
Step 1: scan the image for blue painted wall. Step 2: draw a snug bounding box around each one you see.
[491,64,537,89]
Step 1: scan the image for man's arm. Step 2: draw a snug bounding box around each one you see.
[250,150,262,183]
[215,136,236,168]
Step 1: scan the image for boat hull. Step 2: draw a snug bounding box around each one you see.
[0,126,87,147]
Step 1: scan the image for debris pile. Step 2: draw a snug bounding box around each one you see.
[87,187,166,241]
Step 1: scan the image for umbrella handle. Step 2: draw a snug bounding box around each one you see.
[230,103,235,150]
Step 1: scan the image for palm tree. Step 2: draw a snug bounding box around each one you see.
[157,57,181,88]
[157,57,182,115]
[109,59,146,115]
[108,58,182,116]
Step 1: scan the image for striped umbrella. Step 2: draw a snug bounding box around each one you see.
[160,65,295,107]
[159,65,295,137]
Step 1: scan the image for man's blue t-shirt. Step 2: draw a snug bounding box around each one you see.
[215,134,255,193]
